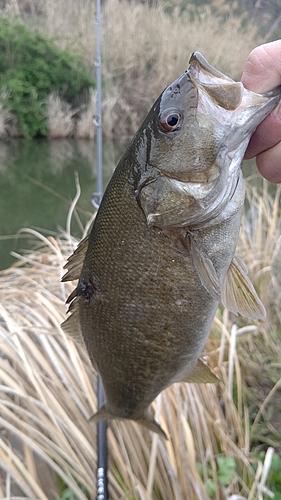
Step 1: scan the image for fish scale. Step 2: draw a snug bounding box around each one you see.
[62,52,281,437]
[80,167,215,413]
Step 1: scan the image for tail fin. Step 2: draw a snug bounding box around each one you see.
[138,415,167,439]
[89,404,168,439]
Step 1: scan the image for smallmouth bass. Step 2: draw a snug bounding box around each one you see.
[62,52,281,438]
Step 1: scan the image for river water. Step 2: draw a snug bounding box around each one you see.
[0,138,261,271]
[0,138,124,270]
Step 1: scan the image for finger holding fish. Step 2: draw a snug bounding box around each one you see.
[241,40,281,182]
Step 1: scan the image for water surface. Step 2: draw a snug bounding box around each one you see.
[0,138,123,270]
[0,138,264,271]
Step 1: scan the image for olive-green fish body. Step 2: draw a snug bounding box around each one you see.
[62,52,281,437]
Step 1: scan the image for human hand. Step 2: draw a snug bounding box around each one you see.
[241,40,281,183]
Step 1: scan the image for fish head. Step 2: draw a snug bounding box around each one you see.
[136,52,281,229]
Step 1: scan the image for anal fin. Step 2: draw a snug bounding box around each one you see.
[89,404,111,423]
[221,254,266,320]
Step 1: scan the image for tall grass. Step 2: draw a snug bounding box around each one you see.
[0,0,263,139]
[0,181,280,498]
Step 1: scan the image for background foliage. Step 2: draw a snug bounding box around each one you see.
[0,16,94,137]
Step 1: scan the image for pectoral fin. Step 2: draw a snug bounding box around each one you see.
[190,237,220,300]
[177,357,219,384]
[221,255,266,320]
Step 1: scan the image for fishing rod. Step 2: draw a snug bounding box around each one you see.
[93,0,108,498]
[94,0,103,208]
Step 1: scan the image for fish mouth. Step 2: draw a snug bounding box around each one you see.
[152,52,281,189]
[187,52,281,175]
[189,51,281,102]
[188,51,281,125]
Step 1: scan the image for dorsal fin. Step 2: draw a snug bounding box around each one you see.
[61,297,85,345]
[61,235,89,282]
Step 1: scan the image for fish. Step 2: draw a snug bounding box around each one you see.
[62,52,281,438]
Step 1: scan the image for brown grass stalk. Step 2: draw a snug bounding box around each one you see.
[0,180,280,498]
[0,0,264,140]
[47,93,76,139]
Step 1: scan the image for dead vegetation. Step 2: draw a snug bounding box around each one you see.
[0,181,280,499]
[0,0,263,139]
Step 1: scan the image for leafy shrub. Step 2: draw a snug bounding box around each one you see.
[197,456,236,497]
[0,16,95,137]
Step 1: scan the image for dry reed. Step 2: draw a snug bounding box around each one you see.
[0,0,264,139]
[0,180,280,499]
[46,93,76,139]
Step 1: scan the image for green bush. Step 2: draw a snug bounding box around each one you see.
[0,17,95,137]
[196,456,236,497]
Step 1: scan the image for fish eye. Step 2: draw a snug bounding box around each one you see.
[159,108,183,132]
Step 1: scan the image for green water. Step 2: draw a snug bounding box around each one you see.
[0,138,123,270]
[0,138,263,271]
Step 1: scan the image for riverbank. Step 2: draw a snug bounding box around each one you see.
[0,0,263,140]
